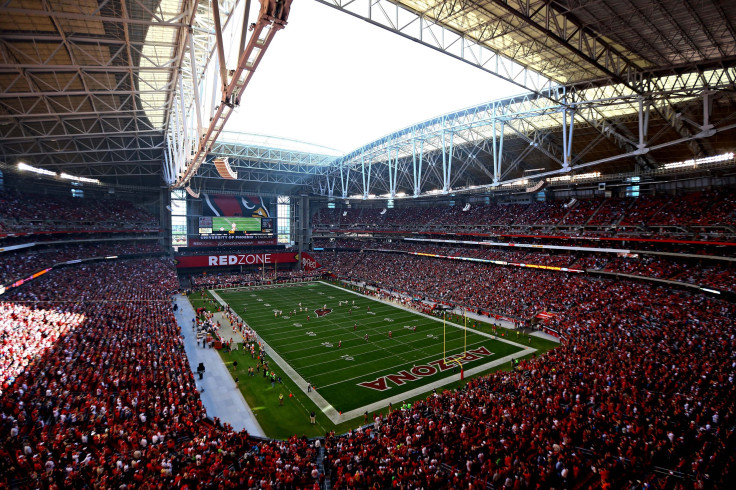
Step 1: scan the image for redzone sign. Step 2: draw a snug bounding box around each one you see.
[358,346,494,391]
[208,254,273,266]
[175,252,320,269]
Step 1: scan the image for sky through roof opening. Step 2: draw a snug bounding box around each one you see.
[229,0,524,154]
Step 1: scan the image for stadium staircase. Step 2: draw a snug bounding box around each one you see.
[649,195,674,224]
[440,463,494,489]
[317,444,331,490]
[613,198,638,227]
[583,200,606,226]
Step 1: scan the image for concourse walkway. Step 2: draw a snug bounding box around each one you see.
[173,294,265,437]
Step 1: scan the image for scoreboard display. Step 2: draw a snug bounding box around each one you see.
[199,217,274,236]
[190,194,277,247]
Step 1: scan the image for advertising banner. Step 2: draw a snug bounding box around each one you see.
[175,252,320,270]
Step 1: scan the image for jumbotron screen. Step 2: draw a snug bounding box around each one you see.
[199,217,274,236]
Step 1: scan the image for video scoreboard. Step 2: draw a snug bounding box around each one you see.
[198,216,274,236]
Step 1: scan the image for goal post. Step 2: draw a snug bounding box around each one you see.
[443,309,468,379]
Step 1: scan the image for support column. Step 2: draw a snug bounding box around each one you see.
[339,165,348,199]
[387,146,399,199]
[636,96,650,156]
[492,119,501,185]
[562,108,574,170]
[412,138,423,197]
[387,146,394,199]
[361,154,371,199]
[701,91,714,136]
[295,195,310,267]
[442,130,454,193]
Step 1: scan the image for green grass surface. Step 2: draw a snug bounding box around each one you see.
[187,289,220,314]
[216,282,527,413]
[217,348,364,439]
[186,282,559,439]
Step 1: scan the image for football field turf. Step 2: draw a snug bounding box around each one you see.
[215,281,532,415]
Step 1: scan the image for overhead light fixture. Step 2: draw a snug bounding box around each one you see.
[60,172,100,184]
[17,162,56,176]
[661,152,734,170]
[547,172,600,183]
[501,179,528,187]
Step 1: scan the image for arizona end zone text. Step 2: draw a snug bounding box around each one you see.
[358,346,494,391]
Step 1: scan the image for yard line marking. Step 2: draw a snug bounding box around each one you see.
[211,282,536,424]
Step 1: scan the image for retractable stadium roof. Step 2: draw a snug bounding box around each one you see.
[0,0,734,194]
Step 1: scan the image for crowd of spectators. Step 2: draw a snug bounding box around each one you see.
[0,241,163,285]
[0,258,322,489]
[323,280,735,489]
[0,245,733,488]
[312,189,736,240]
[0,191,158,234]
[188,269,324,289]
[315,240,736,293]
[315,250,597,318]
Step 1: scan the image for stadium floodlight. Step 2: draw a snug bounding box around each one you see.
[395,192,407,198]
[501,179,528,187]
[17,162,56,176]
[662,152,734,170]
[548,172,600,183]
[548,175,572,182]
[573,172,601,180]
[60,172,100,184]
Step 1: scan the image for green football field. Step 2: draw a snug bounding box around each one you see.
[215,281,530,414]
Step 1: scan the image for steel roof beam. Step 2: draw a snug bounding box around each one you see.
[0,112,157,124]
[483,0,642,85]
[0,89,175,98]
[1,131,163,143]
[315,0,555,94]
[0,7,188,27]
[0,65,174,73]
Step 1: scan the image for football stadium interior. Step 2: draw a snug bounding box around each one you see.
[1,0,735,488]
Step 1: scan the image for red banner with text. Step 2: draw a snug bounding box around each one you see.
[175,252,320,270]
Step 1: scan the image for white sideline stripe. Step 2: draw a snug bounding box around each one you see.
[318,281,530,349]
[210,289,342,423]
[239,315,467,385]
[338,348,535,422]
[236,301,462,383]
[229,288,477,375]
[211,283,537,425]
